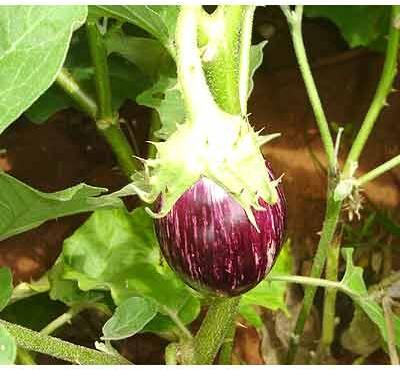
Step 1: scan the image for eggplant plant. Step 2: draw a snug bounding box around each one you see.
[0,4,400,366]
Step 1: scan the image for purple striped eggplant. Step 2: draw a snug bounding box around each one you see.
[155,162,287,297]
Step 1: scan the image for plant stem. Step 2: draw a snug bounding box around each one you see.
[218,320,236,364]
[285,192,342,364]
[85,20,138,177]
[86,20,115,127]
[190,296,240,364]
[101,125,138,177]
[163,307,193,341]
[282,5,336,173]
[40,306,84,336]
[357,154,400,186]
[267,275,349,295]
[0,319,130,365]
[342,5,400,177]
[56,68,98,118]
[316,236,341,362]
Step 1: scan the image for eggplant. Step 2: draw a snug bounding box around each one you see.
[155,162,287,297]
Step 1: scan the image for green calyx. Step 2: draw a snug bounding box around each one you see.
[128,107,280,230]
[115,5,282,230]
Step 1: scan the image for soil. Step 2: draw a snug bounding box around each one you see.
[0,6,399,365]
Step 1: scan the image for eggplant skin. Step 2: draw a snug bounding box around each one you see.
[154,164,287,297]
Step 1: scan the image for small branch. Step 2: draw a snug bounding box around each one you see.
[382,296,399,365]
[190,296,240,364]
[0,319,131,365]
[357,154,400,186]
[56,68,98,119]
[163,307,193,341]
[343,5,400,177]
[40,306,85,336]
[282,5,336,173]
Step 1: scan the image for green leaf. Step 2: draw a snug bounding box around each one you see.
[0,268,12,312]
[102,296,158,340]
[0,6,87,134]
[92,5,178,56]
[136,76,184,140]
[105,29,173,80]
[304,6,391,50]
[239,240,293,328]
[0,324,16,364]
[60,207,200,332]
[248,41,267,99]
[49,261,104,307]
[0,172,121,241]
[341,248,400,348]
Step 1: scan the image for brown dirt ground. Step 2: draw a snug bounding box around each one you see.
[0,6,399,365]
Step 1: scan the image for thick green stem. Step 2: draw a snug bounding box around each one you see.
[86,20,115,126]
[286,192,342,364]
[191,296,240,364]
[218,320,236,364]
[357,154,400,186]
[85,20,138,177]
[282,5,336,173]
[56,68,98,118]
[343,5,400,177]
[0,320,130,365]
[316,237,340,362]
[200,6,245,115]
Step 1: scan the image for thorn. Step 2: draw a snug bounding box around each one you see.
[391,88,398,93]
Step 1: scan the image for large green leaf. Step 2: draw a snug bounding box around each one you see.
[239,240,293,328]
[304,6,391,50]
[0,172,121,241]
[60,207,200,333]
[0,268,12,312]
[0,324,16,364]
[102,296,157,340]
[91,6,179,56]
[0,6,87,134]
